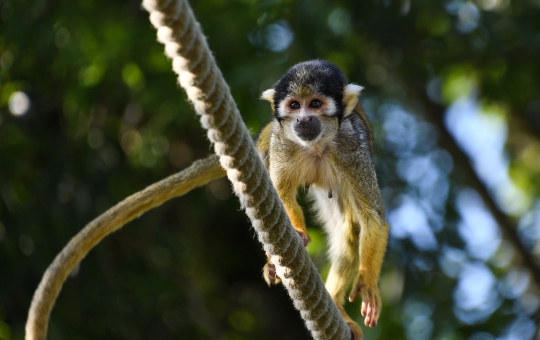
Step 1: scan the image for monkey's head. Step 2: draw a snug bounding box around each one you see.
[262,60,363,147]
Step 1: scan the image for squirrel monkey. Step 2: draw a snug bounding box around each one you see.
[257,60,389,339]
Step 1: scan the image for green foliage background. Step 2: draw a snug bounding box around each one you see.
[1,0,539,339]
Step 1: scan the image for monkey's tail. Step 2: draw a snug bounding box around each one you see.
[25,155,226,340]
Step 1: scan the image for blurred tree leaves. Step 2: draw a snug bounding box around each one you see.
[1,0,539,339]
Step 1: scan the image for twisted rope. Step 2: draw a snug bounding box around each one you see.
[142,0,349,338]
[26,155,225,340]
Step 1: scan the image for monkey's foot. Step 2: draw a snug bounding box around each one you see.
[335,304,363,340]
[297,230,310,247]
[347,321,363,340]
[263,261,281,285]
[262,231,308,286]
[348,279,381,328]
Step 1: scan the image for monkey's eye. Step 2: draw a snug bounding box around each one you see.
[289,101,301,110]
[309,100,322,108]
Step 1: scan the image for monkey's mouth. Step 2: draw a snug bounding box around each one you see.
[294,116,321,141]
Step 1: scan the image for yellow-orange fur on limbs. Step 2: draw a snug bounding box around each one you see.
[258,60,389,340]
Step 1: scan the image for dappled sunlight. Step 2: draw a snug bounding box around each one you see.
[389,196,438,251]
[453,262,501,324]
[402,296,434,340]
[445,97,530,215]
[500,317,537,340]
[370,87,539,338]
[439,247,467,278]
[8,91,30,116]
[1,0,539,338]
[456,188,501,261]
[248,20,294,53]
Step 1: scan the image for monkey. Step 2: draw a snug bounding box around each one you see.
[26,61,388,340]
[257,60,389,339]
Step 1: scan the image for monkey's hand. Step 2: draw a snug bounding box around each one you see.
[348,275,381,328]
[263,231,310,285]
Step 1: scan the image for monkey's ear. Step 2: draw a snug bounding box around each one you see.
[261,89,276,112]
[261,89,275,103]
[343,84,364,116]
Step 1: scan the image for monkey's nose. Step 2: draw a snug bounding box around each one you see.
[294,115,321,141]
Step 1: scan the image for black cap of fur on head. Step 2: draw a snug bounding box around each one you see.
[273,60,348,117]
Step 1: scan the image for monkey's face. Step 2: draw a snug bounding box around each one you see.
[274,93,341,148]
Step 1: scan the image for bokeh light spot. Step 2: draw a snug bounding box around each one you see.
[8,91,31,116]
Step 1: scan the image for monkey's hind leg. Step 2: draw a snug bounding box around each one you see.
[324,217,363,339]
[348,214,388,329]
[325,237,363,340]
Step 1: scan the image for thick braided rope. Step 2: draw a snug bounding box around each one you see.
[142,1,350,339]
[26,156,225,340]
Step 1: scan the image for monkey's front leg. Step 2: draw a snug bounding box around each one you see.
[263,186,310,285]
[348,214,389,327]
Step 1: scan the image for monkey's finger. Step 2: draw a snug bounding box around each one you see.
[364,304,373,326]
[365,305,379,328]
[349,287,360,303]
[374,309,380,326]
[361,301,367,316]
[364,303,375,327]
